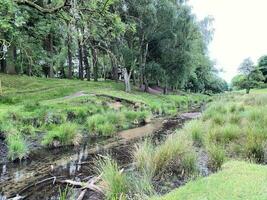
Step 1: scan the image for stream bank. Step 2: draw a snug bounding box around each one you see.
[0,109,207,200]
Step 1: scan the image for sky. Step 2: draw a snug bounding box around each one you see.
[189,0,267,83]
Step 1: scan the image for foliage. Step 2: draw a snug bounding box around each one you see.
[232,58,265,93]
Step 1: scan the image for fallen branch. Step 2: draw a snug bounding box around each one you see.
[58,174,103,200]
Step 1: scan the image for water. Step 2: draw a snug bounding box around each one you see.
[0,112,203,200]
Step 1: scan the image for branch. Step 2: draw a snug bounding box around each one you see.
[14,0,68,13]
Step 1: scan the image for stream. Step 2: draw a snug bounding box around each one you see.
[0,110,204,200]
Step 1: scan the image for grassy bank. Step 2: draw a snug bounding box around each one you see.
[96,90,267,199]
[0,74,208,161]
[152,161,267,200]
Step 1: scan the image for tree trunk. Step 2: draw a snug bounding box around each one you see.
[48,34,54,78]
[246,88,250,94]
[144,76,149,93]
[91,47,98,81]
[164,79,168,95]
[110,55,118,82]
[83,44,90,81]
[78,38,84,80]
[6,45,16,74]
[67,28,73,79]
[123,69,132,93]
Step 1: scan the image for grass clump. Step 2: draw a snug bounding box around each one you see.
[6,133,28,161]
[97,157,128,200]
[207,145,226,170]
[184,120,205,145]
[86,112,121,136]
[133,132,197,179]
[42,123,80,146]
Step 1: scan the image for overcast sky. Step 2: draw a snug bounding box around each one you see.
[189,0,267,82]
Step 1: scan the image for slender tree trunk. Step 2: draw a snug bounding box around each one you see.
[110,55,118,82]
[144,76,149,92]
[6,45,16,74]
[123,69,132,92]
[48,34,54,78]
[246,88,250,94]
[78,38,84,80]
[91,47,98,81]
[83,44,90,81]
[164,79,168,95]
[67,27,73,79]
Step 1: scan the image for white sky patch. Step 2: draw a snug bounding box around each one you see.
[189,0,267,83]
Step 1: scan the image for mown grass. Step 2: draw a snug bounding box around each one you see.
[0,74,207,160]
[152,161,267,200]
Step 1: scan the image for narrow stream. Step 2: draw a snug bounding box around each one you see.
[0,111,203,200]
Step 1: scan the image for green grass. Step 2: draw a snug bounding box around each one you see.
[6,133,28,160]
[97,157,128,200]
[152,161,267,200]
[0,74,207,160]
[42,123,81,146]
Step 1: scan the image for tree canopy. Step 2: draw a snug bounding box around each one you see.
[0,0,226,94]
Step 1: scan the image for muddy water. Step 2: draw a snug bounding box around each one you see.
[0,112,201,200]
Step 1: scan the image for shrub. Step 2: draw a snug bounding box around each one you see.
[6,133,28,161]
[97,157,128,200]
[42,123,80,146]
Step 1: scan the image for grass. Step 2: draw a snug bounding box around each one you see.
[0,74,207,160]
[152,161,267,200]
[42,123,81,146]
[97,157,128,200]
[6,133,28,160]
[133,131,197,179]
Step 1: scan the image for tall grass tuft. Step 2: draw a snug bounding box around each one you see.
[207,145,225,170]
[42,123,80,146]
[97,157,128,200]
[6,133,28,161]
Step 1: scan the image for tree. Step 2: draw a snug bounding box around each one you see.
[233,58,265,94]
[258,55,267,83]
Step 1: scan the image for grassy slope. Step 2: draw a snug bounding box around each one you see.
[0,74,208,160]
[153,161,267,200]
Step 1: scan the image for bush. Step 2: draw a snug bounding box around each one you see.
[97,157,128,200]
[42,123,80,146]
[6,133,28,161]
